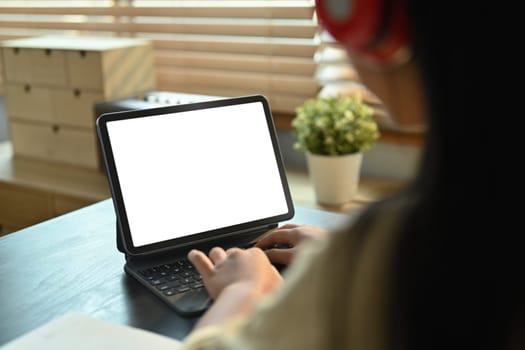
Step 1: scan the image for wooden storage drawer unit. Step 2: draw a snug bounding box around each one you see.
[51,88,104,129]
[66,50,104,90]
[66,42,155,95]
[10,121,99,168]
[27,48,68,86]
[1,36,156,169]
[7,85,104,129]
[1,47,32,82]
[99,44,156,98]
[5,85,54,123]
[1,47,68,86]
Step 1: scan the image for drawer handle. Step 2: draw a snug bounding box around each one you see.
[52,125,60,133]
[73,89,81,97]
[13,47,19,54]
[45,49,52,56]
[79,50,87,58]
[24,84,31,93]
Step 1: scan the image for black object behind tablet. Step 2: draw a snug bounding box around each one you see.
[96,95,294,316]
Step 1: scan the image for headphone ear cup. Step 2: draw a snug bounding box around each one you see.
[315,0,410,63]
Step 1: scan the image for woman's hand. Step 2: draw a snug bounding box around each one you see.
[255,224,327,265]
[188,247,283,300]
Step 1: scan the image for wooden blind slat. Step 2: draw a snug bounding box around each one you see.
[155,51,316,76]
[0,5,315,19]
[152,38,317,57]
[156,68,319,96]
[0,21,317,38]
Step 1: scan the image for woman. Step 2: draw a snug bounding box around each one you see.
[182,0,524,349]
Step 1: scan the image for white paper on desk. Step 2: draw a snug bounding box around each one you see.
[1,312,182,350]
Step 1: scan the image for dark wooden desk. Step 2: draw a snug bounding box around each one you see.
[0,198,351,346]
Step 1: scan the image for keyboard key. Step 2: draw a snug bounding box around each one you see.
[141,257,206,297]
[190,282,204,289]
[157,284,170,291]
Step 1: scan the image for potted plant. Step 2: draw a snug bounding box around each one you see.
[292,94,380,206]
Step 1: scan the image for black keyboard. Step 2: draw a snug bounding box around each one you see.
[139,259,205,298]
[134,241,286,316]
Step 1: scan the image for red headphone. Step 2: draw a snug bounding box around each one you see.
[315,0,410,63]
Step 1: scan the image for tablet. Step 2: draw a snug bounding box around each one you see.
[96,95,294,256]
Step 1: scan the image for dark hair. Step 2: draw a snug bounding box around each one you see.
[389,1,524,349]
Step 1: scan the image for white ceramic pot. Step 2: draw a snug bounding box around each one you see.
[306,152,363,206]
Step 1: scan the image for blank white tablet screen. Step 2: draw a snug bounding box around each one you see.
[106,101,289,247]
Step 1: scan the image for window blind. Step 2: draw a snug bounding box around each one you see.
[0,0,321,117]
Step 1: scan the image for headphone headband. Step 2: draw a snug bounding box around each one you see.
[315,0,410,63]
